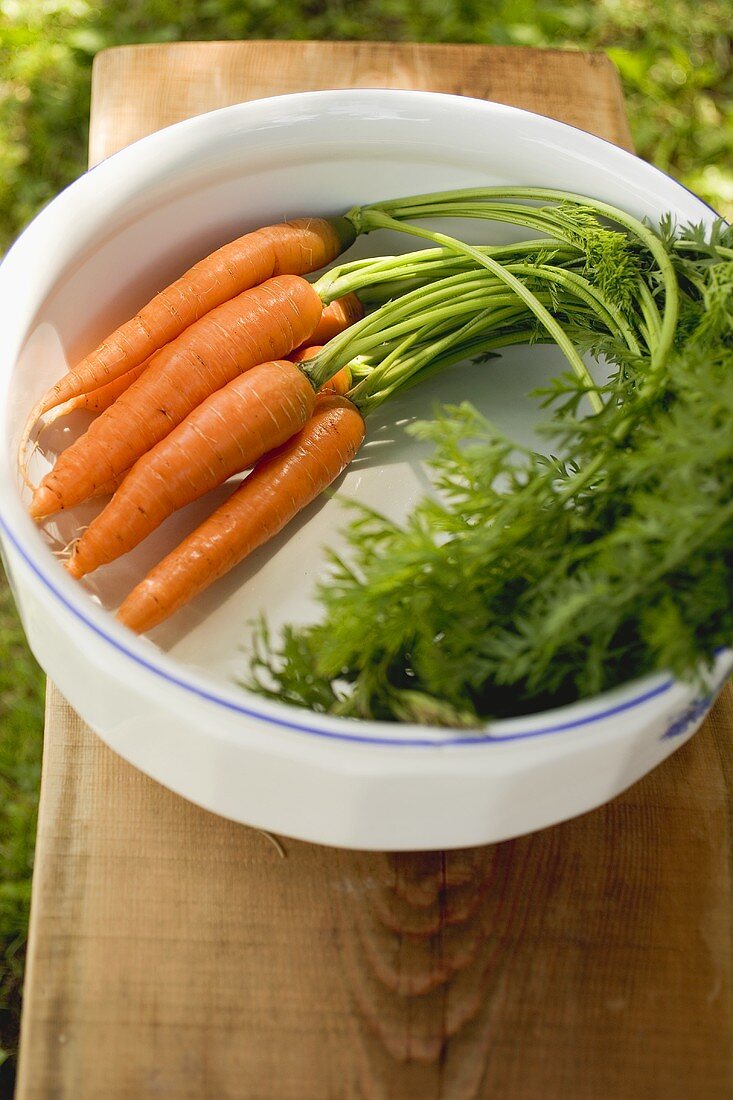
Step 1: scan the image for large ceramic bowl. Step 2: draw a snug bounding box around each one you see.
[0,90,730,850]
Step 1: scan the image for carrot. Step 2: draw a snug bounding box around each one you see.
[41,357,153,428]
[116,395,365,634]
[89,470,129,500]
[290,345,352,395]
[47,294,362,430]
[321,367,352,396]
[66,352,348,511]
[321,368,352,395]
[28,217,354,423]
[289,345,324,363]
[29,275,322,520]
[66,359,317,578]
[293,293,364,350]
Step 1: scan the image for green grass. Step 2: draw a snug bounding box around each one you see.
[0,0,730,1087]
[0,0,731,250]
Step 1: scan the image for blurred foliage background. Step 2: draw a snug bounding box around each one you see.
[0,0,731,1089]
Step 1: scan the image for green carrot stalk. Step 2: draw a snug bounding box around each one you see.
[349,186,679,369]
[342,208,606,413]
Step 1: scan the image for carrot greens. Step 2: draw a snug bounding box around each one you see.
[249,198,733,727]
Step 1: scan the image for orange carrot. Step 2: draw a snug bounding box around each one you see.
[29,217,354,422]
[290,345,352,395]
[89,470,129,499]
[116,395,365,634]
[29,275,322,520]
[41,357,153,428]
[293,292,364,351]
[321,367,352,396]
[289,345,324,363]
[48,293,362,429]
[66,359,317,578]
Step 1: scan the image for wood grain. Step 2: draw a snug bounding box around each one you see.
[88,42,632,163]
[16,41,731,1100]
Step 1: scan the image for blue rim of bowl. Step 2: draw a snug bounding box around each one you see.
[0,88,721,749]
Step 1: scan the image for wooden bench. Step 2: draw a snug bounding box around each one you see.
[16,41,733,1099]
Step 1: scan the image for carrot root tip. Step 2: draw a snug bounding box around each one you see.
[28,485,62,521]
[64,555,84,579]
[17,407,47,492]
[37,398,81,433]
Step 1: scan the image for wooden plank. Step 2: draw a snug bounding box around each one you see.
[88,42,632,163]
[16,41,731,1100]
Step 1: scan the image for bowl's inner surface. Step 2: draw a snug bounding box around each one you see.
[5,96,715,696]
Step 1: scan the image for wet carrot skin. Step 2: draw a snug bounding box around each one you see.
[32,216,354,419]
[116,396,366,634]
[74,290,362,415]
[66,359,317,578]
[30,275,322,520]
[49,293,362,429]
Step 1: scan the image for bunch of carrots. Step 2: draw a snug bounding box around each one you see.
[23,215,375,632]
[24,187,657,636]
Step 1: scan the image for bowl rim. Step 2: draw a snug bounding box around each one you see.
[0,87,722,749]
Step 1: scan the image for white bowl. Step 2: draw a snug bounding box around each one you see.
[0,89,730,850]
